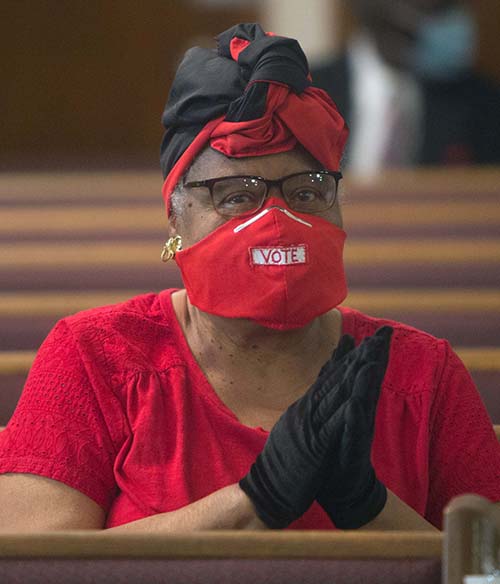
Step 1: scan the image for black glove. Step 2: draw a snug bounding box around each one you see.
[316,325,393,529]
[239,332,374,528]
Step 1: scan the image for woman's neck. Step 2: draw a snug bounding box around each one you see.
[172,289,341,374]
[171,289,343,423]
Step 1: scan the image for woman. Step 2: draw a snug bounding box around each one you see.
[0,24,499,532]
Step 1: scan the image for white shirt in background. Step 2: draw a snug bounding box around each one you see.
[346,32,423,177]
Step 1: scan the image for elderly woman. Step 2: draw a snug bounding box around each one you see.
[0,24,499,532]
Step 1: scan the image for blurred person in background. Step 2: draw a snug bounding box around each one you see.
[312,0,500,175]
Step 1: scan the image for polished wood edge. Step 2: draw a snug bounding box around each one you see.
[444,493,500,518]
[1,202,499,236]
[1,168,499,200]
[0,530,443,559]
[344,167,500,195]
[1,239,500,268]
[2,348,500,375]
[2,290,500,317]
[454,348,500,370]
[0,352,36,374]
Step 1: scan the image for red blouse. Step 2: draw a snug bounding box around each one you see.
[0,289,499,529]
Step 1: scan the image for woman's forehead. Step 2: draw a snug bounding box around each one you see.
[185,145,323,182]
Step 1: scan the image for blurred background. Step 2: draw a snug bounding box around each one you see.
[1,1,500,428]
[2,0,500,172]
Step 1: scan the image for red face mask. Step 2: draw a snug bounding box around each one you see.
[175,198,348,330]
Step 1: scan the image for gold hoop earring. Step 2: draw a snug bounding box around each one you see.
[161,235,183,262]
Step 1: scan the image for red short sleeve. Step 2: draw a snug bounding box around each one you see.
[426,341,500,527]
[0,320,118,511]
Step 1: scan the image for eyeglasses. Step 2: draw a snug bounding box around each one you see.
[183,170,342,218]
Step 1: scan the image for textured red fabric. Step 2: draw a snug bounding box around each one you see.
[0,289,499,529]
[229,37,251,61]
[175,199,347,329]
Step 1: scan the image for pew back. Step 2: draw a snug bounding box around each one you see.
[0,531,442,584]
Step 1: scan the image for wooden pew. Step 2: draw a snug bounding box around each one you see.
[1,169,499,292]
[443,494,500,584]
[1,240,499,291]
[0,530,442,584]
[2,289,500,349]
[0,429,498,584]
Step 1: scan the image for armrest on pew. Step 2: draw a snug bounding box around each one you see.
[0,530,442,584]
[444,494,500,584]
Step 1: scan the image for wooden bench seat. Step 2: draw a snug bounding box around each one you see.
[1,240,500,290]
[1,169,498,291]
[2,289,500,350]
[4,308,500,350]
[0,530,442,584]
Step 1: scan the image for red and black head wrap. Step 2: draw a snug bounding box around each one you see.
[160,23,348,216]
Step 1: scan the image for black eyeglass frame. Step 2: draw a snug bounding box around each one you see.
[183,170,343,217]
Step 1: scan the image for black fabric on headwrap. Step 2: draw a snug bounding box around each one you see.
[160,23,312,179]
[217,23,310,93]
[159,46,244,180]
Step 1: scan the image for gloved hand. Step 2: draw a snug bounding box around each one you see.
[316,325,393,528]
[239,328,391,528]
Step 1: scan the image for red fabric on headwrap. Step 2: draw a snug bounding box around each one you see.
[211,84,347,165]
[161,83,347,216]
[229,31,279,61]
[210,84,298,158]
[162,117,224,216]
[161,24,349,217]
[230,37,251,61]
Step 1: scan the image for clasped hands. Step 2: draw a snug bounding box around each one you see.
[240,326,393,529]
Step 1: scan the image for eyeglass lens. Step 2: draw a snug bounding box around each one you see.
[212,173,337,217]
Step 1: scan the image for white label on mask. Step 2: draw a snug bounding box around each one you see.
[250,245,307,266]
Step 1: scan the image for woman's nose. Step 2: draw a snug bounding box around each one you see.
[265,184,288,205]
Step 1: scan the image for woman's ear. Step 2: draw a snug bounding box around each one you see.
[167,216,178,238]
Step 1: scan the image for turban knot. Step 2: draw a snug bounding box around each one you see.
[160,23,348,215]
